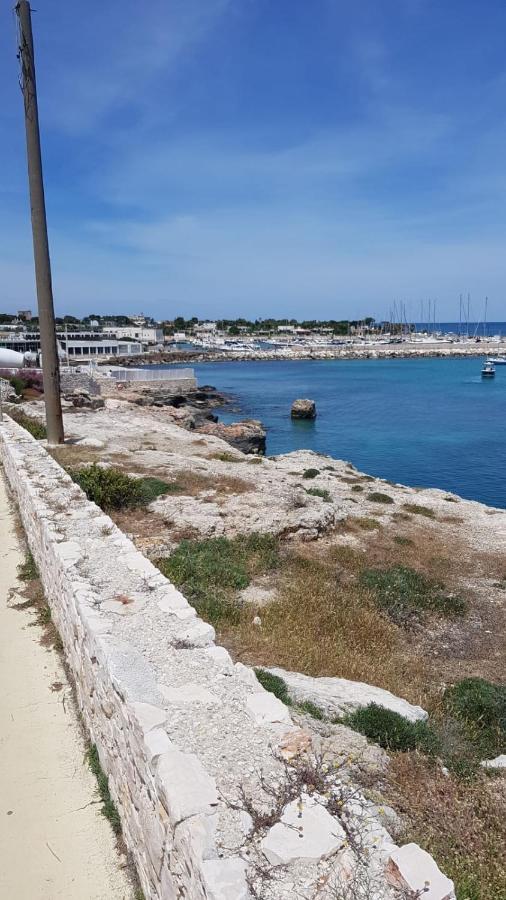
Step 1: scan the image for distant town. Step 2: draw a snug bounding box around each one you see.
[0,309,501,363]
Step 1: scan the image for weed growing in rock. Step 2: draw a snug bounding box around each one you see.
[68,465,173,510]
[403,503,436,518]
[254,668,292,704]
[305,486,331,502]
[302,468,320,479]
[210,451,243,463]
[393,535,414,546]
[298,699,327,720]
[17,550,38,581]
[156,534,279,627]
[343,703,440,754]
[351,484,364,492]
[360,565,466,626]
[368,492,394,504]
[7,408,47,439]
[86,744,121,834]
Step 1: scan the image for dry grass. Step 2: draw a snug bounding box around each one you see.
[221,547,428,702]
[48,443,102,468]
[385,753,506,900]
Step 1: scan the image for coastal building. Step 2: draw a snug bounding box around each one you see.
[0,331,143,359]
[17,309,32,321]
[104,325,163,345]
[195,321,217,333]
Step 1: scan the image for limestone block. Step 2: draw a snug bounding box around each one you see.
[156,749,219,824]
[263,666,427,722]
[202,857,249,900]
[157,589,191,613]
[144,727,172,764]
[175,619,215,648]
[262,794,346,865]
[159,684,218,705]
[129,701,167,734]
[386,844,456,900]
[205,645,235,674]
[246,692,292,726]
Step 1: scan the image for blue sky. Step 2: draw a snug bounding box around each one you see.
[1,0,506,321]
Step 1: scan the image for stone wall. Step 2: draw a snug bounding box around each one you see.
[60,371,101,395]
[0,418,456,900]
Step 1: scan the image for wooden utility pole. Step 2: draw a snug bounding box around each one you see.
[15,1,64,444]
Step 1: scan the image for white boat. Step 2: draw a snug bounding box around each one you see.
[481,360,496,378]
[488,357,506,365]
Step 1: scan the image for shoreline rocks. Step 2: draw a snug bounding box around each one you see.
[196,418,267,455]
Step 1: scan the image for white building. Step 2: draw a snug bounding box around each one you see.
[195,322,217,333]
[104,326,164,345]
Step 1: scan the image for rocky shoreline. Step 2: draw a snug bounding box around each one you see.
[109,339,506,368]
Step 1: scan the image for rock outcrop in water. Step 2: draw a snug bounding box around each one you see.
[291,398,317,419]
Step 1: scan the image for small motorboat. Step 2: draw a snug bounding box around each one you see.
[481,360,496,378]
[488,357,506,365]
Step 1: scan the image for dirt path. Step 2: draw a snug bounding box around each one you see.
[0,470,135,900]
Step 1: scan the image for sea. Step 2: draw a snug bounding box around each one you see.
[180,354,506,509]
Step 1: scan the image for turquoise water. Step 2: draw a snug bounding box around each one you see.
[188,357,506,508]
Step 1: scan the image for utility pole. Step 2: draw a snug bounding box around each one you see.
[15,1,64,444]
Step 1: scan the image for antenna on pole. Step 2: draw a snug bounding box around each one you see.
[15,1,64,445]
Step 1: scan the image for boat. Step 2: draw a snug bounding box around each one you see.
[488,357,506,365]
[481,360,496,378]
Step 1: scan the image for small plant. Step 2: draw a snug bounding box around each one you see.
[443,678,506,759]
[86,744,121,834]
[7,408,47,439]
[298,699,327,720]
[302,468,320,479]
[254,668,292,705]
[444,496,459,503]
[211,451,243,463]
[353,516,381,530]
[344,703,440,754]
[360,565,466,625]
[368,491,394,504]
[393,535,414,547]
[351,484,364,492]
[403,503,436,519]
[68,465,172,510]
[9,375,25,396]
[305,487,331,502]
[17,550,38,581]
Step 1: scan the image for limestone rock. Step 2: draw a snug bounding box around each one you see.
[264,666,427,723]
[291,398,316,419]
[261,794,346,865]
[481,753,506,769]
[197,419,266,455]
[277,728,312,761]
[386,844,456,900]
[202,857,249,900]
[246,692,292,726]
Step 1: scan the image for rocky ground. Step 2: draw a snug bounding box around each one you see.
[11,396,506,898]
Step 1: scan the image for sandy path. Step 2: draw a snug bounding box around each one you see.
[0,470,135,900]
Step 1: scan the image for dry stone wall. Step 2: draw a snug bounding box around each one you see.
[0,417,456,900]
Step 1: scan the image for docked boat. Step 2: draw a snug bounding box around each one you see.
[481,360,496,378]
[488,357,506,365]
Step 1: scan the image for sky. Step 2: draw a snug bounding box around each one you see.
[1,0,506,322]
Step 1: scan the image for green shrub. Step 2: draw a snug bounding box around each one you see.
[302,468,320,479]
[403,503,436,518]
[351,484,364,492]
[156,533,279,627]
[360,565,466,626]
[305,487,331,502]
[344,703,440,754]
[254,668,292,705]
[138,476,176,502]
[368,491,394,504]
[393,535,414,546]
[68,465,172,510]
[444,678,506,759]
[7,408,47,439]
[9,376,25,396]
